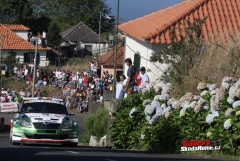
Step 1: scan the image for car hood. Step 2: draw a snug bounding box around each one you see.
[24,113,67,124]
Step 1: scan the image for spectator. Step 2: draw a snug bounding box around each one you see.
[97,66,101,78]
[37,79,43,88]
[5,64,9,78]
[83,75,89,87]
[19,89,26,98]
[45,58,50,67]
[125,58,136,95]
[65,96,71,109]
[26,75,33,84]
[24,68,29,81]
[140,66,150,85]
[96,94,103,104]
[77,75,84,89]
[97,79,103,95]
[13,65,18,77]
[48,70,53,86]
[42,31,46,46]
[118,74,127,100]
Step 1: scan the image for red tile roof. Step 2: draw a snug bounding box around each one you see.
[119,0,240,44]
[0,25,50,50]
[3,24,29,31]
[98,44,124,68]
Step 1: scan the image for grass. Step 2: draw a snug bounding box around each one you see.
[2,58,90,97]
[171,33,240,96]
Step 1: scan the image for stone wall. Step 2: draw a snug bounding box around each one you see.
[87,90,119,147]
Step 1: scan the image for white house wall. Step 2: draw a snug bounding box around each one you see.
[1,50,46,67]
[14,31,28,41]
[79,42,109,55]
[124,35,168,82]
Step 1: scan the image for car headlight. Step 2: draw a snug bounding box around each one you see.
[62,121,73,129]
[20,120,32,128]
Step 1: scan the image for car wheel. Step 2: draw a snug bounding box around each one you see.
[10,133,20,145]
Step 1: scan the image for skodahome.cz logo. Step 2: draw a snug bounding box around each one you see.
[181,140,221,151]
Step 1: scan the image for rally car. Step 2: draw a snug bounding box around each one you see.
[10,97,78,146]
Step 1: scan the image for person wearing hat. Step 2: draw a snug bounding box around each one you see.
[140,66,149,85]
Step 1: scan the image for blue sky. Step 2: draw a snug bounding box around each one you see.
[105,0,183,22]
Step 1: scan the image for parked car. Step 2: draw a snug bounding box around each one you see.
[10,97,78,146]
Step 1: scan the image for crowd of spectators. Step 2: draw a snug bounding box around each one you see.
[1,58,152,114]
[27,31,47,46]
[3,60,116,113]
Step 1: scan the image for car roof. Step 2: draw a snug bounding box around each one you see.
[22,97,63,102]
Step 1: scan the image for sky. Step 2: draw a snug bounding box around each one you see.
[105,0,183,22]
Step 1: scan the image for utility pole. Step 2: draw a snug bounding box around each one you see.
[98,10,102,56]
[112,0,120,99]
[0,34,5,89]
[32,37,38,97]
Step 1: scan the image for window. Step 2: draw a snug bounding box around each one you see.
[24,52,40,64]
[84,45,92,56]
[134,52,141,72]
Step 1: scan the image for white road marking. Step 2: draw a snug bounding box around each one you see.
[67,151,80,154]
[105,159,117,161]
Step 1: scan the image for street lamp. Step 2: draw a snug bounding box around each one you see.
[32,37,38,97]
[112,0,120,99]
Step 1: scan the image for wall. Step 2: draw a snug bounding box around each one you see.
[14,31,28,41]
[2,50,47,66]
[79,42,109,55]
[124,35,169,82]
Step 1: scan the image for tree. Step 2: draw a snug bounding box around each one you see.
[150,18,207,94]
[29,0,115,33]
[0,0,33,26]
[47,21,62,48]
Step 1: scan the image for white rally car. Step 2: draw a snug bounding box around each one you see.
[10,97,78,146]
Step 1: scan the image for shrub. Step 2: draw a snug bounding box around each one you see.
[110,77,240,156]
[82,108,109,144]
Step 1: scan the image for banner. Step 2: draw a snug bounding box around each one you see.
[0,102,18,113]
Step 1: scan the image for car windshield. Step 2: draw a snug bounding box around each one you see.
[21,102,68,114]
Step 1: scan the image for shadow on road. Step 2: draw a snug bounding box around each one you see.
[0,125,10,133]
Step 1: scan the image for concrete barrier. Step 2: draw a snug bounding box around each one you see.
[88,97,104,113]
[103,90,113,101]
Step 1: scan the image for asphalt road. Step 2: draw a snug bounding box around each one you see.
[0,111,239,161]
[0,132,234,161]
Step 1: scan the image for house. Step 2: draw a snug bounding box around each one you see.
[98,43,124,81]
[60,22,109,58]
[3,24,29,40]
[0,24,51,67]
[118,0,240,81]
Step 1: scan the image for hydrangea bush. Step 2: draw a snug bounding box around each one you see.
[110,77,240,155]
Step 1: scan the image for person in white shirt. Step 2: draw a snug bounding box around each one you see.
[140,67,149,85]
[19,89,26,98]
[118,74,127,100]
[83,70,88,76]
[78,75,83,89]
[42,31,46,46]
[90,62,95,75]
[13,65,18,77]
[24,68,29,80]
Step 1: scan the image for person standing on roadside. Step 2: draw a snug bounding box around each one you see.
[45,58,50,67]
[139,66,150,85]
[125,58,136,95]
[118,74,127,100]
[5,64,9,78]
